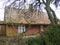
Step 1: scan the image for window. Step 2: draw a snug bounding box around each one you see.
[40,25,44,32]
[18,25,25,33]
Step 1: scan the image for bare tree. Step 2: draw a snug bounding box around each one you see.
[6,0,60,24]
[33,0,59,24]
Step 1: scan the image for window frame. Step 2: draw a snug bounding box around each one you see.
[18,25,25,33]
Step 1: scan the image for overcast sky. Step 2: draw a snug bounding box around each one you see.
[0,0,60,21]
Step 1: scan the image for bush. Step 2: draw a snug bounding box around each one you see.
[26,24,60,45]
[26,36,44,45]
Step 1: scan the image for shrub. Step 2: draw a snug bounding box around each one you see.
[26,36,44,45]
[26,24,60,45]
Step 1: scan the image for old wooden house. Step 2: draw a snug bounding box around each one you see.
[0,6,50,36]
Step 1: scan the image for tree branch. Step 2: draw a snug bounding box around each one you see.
[50,8,57,24]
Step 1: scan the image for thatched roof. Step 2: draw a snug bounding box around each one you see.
[4,6,50,24]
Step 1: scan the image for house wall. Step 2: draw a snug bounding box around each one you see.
[0,25,6,36]
[6,25,18,36]
[24,25,48,35]
[6,25,48,36]
[24,25,40,35]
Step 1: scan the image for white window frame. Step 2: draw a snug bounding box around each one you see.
[18,25,25,33]
[40,25,44,32]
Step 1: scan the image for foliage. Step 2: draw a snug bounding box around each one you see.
[0,35,25,45]
[26,24,60,45]
[26,36,44,45]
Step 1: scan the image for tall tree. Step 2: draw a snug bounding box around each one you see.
[5,0,60,24]
[33,0,60,24]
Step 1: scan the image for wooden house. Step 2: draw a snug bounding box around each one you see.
[0,6,50,36]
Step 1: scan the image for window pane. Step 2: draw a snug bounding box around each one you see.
[18,25,25,33]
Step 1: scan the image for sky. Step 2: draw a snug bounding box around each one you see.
[0,0,60,21]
